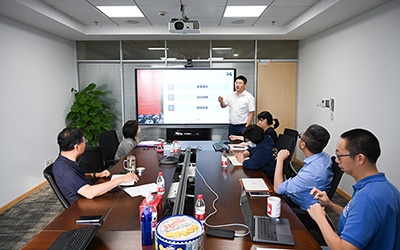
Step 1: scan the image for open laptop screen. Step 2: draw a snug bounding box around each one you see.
[240,189,255,236]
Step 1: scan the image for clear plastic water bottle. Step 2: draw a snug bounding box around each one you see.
[146,192,158,230]
[141,206,153,246]
[171,140,180,154]
[156,172,165,195]
[195,194,206,223]
[221,150,228,167]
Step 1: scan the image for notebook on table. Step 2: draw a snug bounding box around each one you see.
[239,189,295,245]
[111,174,135,186]
[240,178,269,192]
[228,155,242,166]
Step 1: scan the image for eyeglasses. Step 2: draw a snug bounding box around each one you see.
[335,153,354,160]
[298,133,309,147]
[82,137,88,144]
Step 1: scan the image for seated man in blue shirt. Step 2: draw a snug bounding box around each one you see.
[53,127,139,205]
[308,128,400,250]
[273,124,333,210]
[234,125,277,183]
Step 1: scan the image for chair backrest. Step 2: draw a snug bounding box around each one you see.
[97,130,120,162]
[283,128,298,144]
[282,128,299,178]
[275,134,296,178]
[43,163,70,209]
[327,156,344,199]
[78,146,106,173]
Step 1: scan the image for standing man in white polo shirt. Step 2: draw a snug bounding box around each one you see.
[218,75,255,136]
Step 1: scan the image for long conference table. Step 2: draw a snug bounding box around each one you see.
[23,141,321,249]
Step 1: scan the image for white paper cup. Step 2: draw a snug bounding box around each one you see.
[267,196,281,218]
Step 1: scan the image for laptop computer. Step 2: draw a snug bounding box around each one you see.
[48,224,100,250]
[240,189,295,245]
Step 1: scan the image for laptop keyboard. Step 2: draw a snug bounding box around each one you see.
[49,225,100,250]
[256,217,278,241]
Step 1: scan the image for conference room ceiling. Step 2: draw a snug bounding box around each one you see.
[0,0,392,41]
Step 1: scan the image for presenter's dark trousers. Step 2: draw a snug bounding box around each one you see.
[229,124,246,137]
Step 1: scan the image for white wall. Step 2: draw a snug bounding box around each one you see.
[297,1,400,195]
[0,16,77,207]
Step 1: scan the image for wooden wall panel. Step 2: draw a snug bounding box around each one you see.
[257,62,297,135]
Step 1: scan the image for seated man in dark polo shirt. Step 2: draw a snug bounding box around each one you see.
[53,127,139,205]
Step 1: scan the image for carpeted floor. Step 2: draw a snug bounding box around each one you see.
[0,185,64,250]
[0,182,348,249]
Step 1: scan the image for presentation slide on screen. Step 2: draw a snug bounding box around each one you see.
[136,69,235,124]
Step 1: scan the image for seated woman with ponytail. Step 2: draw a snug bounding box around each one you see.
[229,111,279,145]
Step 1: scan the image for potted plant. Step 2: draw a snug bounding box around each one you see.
[66,83,114,146]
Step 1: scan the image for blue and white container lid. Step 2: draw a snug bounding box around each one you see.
[155,215,204,250]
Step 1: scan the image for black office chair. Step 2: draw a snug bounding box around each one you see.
[327,156,344,199]
[43,163,70,209]
[97,130,120,168]
[78,146,106,173]
[283,128,299,178]
[283,128,299,142]
[275,134,296,179]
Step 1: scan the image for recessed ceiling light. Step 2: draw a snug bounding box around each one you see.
[224,6,267,17]
[148,47,168,50]
[97,6,144,18]
[212,47,232,51]
[210,57,224,61]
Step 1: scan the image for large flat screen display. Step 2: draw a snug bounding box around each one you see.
[135,68,236,125]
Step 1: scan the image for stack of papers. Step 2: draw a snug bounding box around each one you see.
[123,183,158,197]
[241,178,269,191]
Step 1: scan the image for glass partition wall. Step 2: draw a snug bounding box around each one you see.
[77,40,298,141]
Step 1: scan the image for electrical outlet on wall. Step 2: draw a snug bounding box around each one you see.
[325,99,330,108]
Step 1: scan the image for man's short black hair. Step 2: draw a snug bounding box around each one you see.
[57,127,84,151]
[243,124,264,144]
[302,124,330,154]
[235,75,247,84]
[340,128,381,164]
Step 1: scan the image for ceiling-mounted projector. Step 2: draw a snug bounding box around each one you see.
[168,18,200,33]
